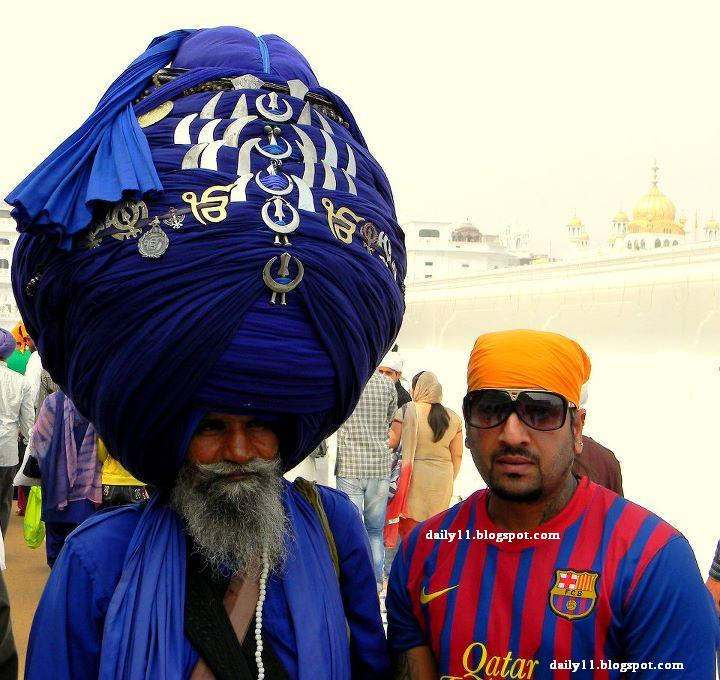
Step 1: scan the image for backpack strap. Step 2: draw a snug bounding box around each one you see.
[293,477,351,642]
[293,477,341,582]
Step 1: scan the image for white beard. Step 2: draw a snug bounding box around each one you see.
[171,457,288,576]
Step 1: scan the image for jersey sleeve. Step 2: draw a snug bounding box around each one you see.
[25,541,105,679]
[320,486,392,679]
[623,535,719,678]
[386,538,426,654]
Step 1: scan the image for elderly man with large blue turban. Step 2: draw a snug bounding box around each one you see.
[9,26,405,680]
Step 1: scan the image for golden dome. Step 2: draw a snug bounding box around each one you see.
[567,215,583,227]
[707,217,719,230]
[628,162,684,235]
[632,184,676,222]
[613,210,628,222]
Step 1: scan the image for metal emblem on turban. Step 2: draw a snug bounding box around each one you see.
[360,221,379,253]
[255,161,294,196]
[162,207,185,230]
[322,198,360,245]
[138,219,169,258]
[182,183,234,225]
[230,74,264,90]
[107,201,149,241]
[262,197,300,246]
[255,125,292,160]
[137,101,174,128]
[262,252,304,305]
[256,91,293,122]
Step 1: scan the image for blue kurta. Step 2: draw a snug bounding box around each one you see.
[26,485,390,679]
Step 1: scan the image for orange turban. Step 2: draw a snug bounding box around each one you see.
[11,322,31,353]
[467,329,591,405]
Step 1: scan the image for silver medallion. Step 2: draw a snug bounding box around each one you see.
[138,220,169,259]
[256,92,293,122]
[261,196,300,245]
[262,252,304,305]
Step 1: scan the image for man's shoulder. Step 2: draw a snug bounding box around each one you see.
[315,483,360,521]
[404,491,486,556]
[586,481,680,552]
[61,504,145,580]
[367,371,395,397]
[582,435,618,460]
[0,363,26,387]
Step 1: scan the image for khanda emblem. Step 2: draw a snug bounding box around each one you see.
[263,252,304,305]
[322,198,361,245]
[360,221,379,253]
[182,183,235,225]
[261,196,300,246]
[255,125,291,160]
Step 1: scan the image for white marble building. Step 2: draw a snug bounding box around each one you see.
[402,219,531,283]
[0,204,19,330]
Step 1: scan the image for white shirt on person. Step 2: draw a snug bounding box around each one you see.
[0,362,34,467]
[24,351,43,410]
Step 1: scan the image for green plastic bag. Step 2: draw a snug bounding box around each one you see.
[23,486,45,549]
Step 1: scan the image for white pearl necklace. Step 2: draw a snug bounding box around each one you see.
[254,547,270,680]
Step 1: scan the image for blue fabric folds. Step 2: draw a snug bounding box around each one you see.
[6,30,195,249]
[97,484,351,679]
[98,495,187,679]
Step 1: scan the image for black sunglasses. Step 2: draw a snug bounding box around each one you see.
[463,389,575,432]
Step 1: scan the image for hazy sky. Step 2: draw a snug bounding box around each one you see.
[2,0,719,251]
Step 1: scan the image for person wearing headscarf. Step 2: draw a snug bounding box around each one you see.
[385,371,462,548]
[572,386,624,495]
[6,322,33,376]
[7,321,37,515]
[15,392,102,566]
[10,26,404,679]
[0,328,33,536]
[378,351,411,408]
[387,329,718,678]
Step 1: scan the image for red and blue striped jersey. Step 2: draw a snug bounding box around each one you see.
[387,477,718,679]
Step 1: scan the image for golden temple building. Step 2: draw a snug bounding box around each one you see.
[608,162,686,251]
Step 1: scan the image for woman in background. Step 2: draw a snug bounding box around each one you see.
[385,371,463,546]
[17,392,101,566]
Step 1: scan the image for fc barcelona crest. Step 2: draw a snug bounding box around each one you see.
[548,569,599,620]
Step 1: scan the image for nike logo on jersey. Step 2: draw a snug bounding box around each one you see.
[420,585,458,604]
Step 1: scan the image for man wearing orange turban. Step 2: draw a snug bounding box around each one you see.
[387,329,718,679]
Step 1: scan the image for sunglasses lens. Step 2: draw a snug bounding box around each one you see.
[516,392,567,431]
[467,391,513,428]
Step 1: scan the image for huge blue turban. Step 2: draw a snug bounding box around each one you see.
[9,26,405,488]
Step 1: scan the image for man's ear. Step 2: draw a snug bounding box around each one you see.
[573,408,586,454]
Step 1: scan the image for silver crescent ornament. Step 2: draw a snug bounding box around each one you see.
[261,197,300,246]
[262,252,304,305]
[256,91,293,122]
[255,161,294,196]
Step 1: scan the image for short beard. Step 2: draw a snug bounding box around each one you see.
[484,436,574,504]
[487,446,545,503]
[171,457,288,576]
